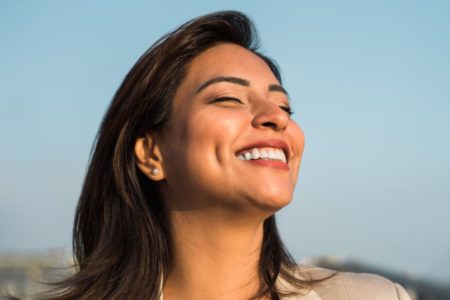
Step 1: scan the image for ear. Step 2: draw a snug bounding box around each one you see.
[134,133,165,181]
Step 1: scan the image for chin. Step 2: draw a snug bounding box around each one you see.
[250,194,293,215]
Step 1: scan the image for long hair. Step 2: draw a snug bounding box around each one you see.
[41,11,330,300]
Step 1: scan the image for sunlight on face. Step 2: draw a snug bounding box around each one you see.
[157,43,305,217]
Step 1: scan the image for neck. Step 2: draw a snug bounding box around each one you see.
[163,209,268,300]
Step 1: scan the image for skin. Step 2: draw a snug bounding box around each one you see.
[135,43,305,299]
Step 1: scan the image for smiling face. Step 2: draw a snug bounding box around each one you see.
[155,43,305,216]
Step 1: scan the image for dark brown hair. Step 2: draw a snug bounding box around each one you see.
[41,10,330,300]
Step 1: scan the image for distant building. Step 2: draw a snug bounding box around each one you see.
[0,250,73,299]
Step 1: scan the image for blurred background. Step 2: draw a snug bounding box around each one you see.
[1,1,449,299]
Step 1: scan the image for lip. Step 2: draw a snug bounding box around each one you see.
[236,138,290,162]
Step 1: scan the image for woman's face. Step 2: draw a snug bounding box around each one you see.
[156,43,305,215]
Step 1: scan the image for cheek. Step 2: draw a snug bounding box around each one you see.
[296,125,306,156]
[290,121,306,154]
[163,111,243,182]
[186,110,245,161]
[288,121,306,181]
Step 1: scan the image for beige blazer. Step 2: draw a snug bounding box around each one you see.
[160,267,412,299]
[278,266,412,300]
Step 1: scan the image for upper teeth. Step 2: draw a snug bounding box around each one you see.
[237,147,287,163]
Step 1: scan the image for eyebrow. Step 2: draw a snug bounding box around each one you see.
[196,76,249,94]
[269,84,288,95]
[195,76,288,96]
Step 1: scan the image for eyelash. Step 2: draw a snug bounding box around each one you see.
[211,97,243,104]
[280,105,294,116]
[211,97,294,116]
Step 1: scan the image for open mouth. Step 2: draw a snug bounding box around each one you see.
[236,147,287,163]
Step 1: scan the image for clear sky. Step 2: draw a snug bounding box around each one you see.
[1,1,449,283]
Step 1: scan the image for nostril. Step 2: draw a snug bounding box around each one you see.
[262,121,278,130]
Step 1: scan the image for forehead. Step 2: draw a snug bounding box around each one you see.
[181,43,279,93]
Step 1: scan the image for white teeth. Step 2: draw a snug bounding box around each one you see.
[237,147,287,163]
[280,151,287,163]
[268,149,276,159]
[260,149,268,159]
[244,152,252,160]
[275,149,285,162]
[251,148,260,159]
[274,150,281,160]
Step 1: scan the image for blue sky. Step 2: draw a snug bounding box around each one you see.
[1,1,449,283]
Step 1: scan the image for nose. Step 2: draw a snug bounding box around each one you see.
[251,101,289,132]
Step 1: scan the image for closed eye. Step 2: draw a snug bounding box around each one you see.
[210,97,244,104]
[280,105,294,116]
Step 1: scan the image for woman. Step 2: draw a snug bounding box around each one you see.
[44,11,410,300]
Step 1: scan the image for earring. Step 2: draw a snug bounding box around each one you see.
[151,168,159,176]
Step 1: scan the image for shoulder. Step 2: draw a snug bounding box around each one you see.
[280,266,411,300]
[313,269,411,300]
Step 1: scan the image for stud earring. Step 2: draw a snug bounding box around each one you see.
[151,168,159,176]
